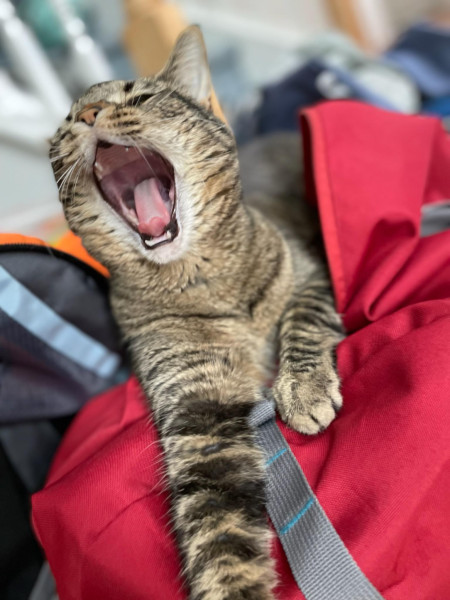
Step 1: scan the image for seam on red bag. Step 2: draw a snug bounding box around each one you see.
[79,491,169,593]
[342,307,450,383]
[302,109,347,313]
[42,417,144,488]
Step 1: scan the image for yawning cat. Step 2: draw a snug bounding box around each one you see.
[49,26,344,600]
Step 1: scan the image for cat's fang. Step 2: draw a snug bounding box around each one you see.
[94,162,104,179]
[143,229,172,248]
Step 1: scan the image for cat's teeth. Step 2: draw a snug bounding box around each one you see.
[94,162,104,180]
[144,229,173,248]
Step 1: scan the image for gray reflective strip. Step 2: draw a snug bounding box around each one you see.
[250,395,384,600]
[0,265,120,378]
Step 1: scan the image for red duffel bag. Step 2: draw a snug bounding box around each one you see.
[32,102,450,600]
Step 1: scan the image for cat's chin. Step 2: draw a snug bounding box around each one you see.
[135,218,188,264]
[93,141,180,254]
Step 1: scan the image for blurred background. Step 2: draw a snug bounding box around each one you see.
[0,0,449,241]
[1,2,450,599]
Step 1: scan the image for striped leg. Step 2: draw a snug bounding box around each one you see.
[142,346,277,600]
[272,273,344,435]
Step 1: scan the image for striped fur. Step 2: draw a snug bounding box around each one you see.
[49,26,343,600]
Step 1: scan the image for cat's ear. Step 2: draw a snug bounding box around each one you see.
[159,25,212,108]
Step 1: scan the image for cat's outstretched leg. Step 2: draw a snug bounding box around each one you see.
[272,271,344,435]
[141,344,277,600]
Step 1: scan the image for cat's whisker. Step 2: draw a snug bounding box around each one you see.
[122,134,159,180]
[49,146,68,155]
[50,152,70,163]
[120,83,128,108]
[71,160,89,200]
[153,88,175,109]
[60,169,76,202]
[59,158,82,200]
[136,146,158,179]
[132,87,145,108]
[56,160,78,188]
[55,163,72,185]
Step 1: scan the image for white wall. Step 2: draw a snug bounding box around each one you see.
[177,0,332,47]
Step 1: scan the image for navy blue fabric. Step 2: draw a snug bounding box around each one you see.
[254,60,396,136]
[424,95,450,117]
[385,23,450,98]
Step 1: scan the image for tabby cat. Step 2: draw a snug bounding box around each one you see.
[49,26,344,600]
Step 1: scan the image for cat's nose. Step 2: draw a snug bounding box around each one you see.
[76,101,111,126]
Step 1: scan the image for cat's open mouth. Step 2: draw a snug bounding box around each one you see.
[93,142,178,250]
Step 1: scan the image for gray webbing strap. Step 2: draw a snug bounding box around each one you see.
[249,394,384,600]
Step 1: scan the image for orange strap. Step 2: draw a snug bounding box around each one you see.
[0,232,109,278]
[54,232,109,277]
[0,233,50,248]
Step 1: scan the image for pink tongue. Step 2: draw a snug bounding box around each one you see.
[134,178,171,238]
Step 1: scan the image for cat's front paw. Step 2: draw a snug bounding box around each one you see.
[273,359,342,435]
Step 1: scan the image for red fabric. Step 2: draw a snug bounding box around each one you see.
[32,102,450,600]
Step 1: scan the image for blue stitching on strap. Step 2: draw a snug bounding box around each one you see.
[280,498,314,535]
[266,448,287,466]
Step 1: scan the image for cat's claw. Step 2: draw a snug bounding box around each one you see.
[273,363,342,435]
